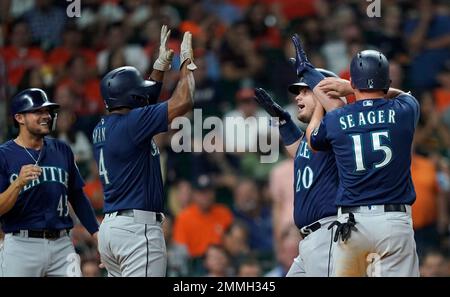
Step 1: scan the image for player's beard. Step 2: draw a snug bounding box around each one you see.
[24,118,52,137]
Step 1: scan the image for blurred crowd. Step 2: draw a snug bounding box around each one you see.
[1,0,450,277]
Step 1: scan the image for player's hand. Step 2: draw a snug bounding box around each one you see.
[91,232,106,268]
[16,164,42,188]
[180,31,197,70]
[254,88,290,122]
[153,25,175,72]
[317,77,354,98]
[290,34,314,77]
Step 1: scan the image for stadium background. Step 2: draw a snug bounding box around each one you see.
[0,0,450,277]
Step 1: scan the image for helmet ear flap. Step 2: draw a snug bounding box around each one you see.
[350,78,356,90]
[51,112,58,131]
[383,79,392,94]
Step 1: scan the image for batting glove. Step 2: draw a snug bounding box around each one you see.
[180,31,197,70]
[254,88,291,123]
[290,34,314,77]
[153,25,174,72]
[328,213,358,243]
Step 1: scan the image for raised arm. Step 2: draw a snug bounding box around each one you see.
[290,34,344,112]
[305,99,325,152]
[167,32,197,123]
[254,88,302,158]
[150,25,174,83]
[317,77,406,99]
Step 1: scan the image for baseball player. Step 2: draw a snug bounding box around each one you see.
[93,27,196,277]
[291,35,420,276]
[253,67,344,276]
[0,88,99,277]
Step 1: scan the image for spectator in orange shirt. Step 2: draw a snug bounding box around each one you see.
[0,19,45,89]
[411,152,448,257]
[173,175,233,258]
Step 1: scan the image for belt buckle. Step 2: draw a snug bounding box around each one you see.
[300,226,312,236]
[43,230,58,240]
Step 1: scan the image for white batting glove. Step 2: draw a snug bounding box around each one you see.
[180,31,197,70]
[153,25,174,71]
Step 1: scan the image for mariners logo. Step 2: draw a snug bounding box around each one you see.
[151,139,160,156]
[313,127,319,136]
[363,100,373,107]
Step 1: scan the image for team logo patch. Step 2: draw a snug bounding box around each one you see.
[151,139,160,156]
[368,79,374,88]
[313,127,319,136]
[363,100,373,107]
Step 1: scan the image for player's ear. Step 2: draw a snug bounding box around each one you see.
[14,113,25,125]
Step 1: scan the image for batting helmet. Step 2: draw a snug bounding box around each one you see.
[100,66,162,111]
[288,68,338,95]
[10,88,60,129]
[350,50,391,93]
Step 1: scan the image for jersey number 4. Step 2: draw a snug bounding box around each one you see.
[350,131,392,172]
[99,148,110,185]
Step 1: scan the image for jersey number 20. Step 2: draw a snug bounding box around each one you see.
[296,166,313,192]
[351,131,392,172]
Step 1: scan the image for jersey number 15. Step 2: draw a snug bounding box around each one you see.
[350,131,392,172]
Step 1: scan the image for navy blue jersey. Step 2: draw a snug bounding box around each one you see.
[293,137,338,228]
[310,93,420,206]
[92,102,168,213]
[0,137,85,232]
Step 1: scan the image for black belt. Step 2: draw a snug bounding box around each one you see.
[299,221,322,238]
[341,204,407,214]
[116,210,163,222]
[11,229,70,240]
